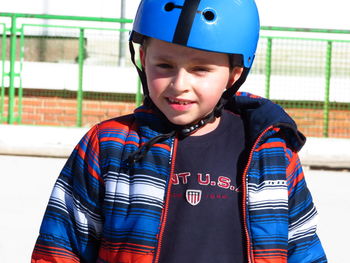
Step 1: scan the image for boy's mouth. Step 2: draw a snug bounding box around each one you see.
[167,98,193,105]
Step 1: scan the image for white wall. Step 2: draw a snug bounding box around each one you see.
[1,0,349,30]
[0,0,139,19]
[256,0,350,30]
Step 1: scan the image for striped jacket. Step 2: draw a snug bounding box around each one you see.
[32,92,327,263]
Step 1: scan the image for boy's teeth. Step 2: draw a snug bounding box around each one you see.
[169,98,189,105]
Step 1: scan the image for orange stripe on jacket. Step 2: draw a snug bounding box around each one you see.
[32,245,79,263]
[286,152,304,194]
[253,256,287,263]
[98,249,154,263]
[255,140,285,152]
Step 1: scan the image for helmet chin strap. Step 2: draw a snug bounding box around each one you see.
[129,39,149,98]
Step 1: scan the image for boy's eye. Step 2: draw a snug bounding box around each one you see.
[193,66,210,72]
[157,63,172,69]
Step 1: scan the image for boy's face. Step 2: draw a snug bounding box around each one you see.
[140,38,243,127]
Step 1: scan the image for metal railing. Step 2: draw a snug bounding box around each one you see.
[0,12,134,126]
[0,23,5,123]
[259,26,350,137]
[1,13,350,138]
[261,27,350,137]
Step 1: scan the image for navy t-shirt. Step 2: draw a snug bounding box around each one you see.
[158,110,247,263]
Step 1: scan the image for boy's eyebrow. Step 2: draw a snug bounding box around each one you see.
[150,55,180,64]
[151,54,173,61]
[151,54,222,66]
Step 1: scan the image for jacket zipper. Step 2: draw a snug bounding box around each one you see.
[241,126,274,263]
[153,137,178,263]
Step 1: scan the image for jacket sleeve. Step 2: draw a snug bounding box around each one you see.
[286,150,327,263]
[31,125,104,263]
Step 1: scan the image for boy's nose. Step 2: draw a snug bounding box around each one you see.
[170,69,189,93]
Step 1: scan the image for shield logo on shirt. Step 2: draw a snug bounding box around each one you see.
[186,189,202,206]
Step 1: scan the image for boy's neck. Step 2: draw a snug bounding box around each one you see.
[190,116,221,136]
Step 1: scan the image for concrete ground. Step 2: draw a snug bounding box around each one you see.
[0,154,349,262]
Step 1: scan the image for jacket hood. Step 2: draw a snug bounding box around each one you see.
[228,92,306,151]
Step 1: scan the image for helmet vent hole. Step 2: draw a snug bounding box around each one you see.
[203,10,215,21]
[164,2,175,12]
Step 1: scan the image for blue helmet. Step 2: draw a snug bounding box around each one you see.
[131,0,260,69]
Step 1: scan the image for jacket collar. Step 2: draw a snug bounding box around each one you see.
[133,92,306,152]
[228,92,306,151]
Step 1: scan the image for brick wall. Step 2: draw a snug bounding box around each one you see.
[21,97,135,127]
[285,108,350,138]
[1,94,349,138]
[1,95,135,127]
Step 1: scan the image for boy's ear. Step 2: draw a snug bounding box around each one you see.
[139,47,146,68]
[227,67,244,88]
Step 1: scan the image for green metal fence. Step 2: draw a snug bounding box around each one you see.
[0,13,137,127]
[0,13,350,138]
[0,22,6,123]
[253,27,350,137]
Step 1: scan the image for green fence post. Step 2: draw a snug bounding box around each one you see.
[135,59,143,107]
[76,28,85,127]
[1,24,6,123]
[118,0,126,67]
[17,26,25,124]
[323,41,332,137]
[8,14,17,124]
[265,38,272,99]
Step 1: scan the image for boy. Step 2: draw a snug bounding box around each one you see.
[32,0,327,262]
